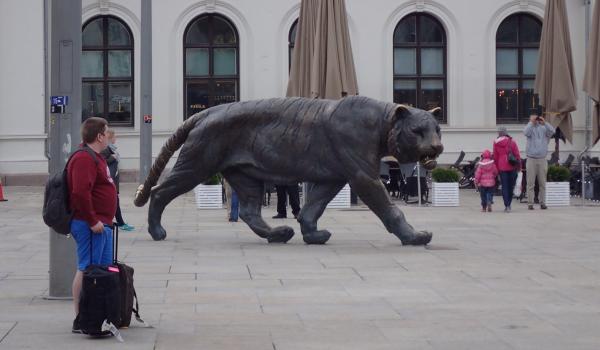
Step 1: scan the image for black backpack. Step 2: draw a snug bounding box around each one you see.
[42,146,98,235]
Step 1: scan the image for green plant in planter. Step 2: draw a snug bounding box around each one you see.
[203,173,222,185]
[431,168,460,183]
[547,165,571,182]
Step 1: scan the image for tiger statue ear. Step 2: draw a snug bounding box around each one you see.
[428,107,442,119]
[392,104,411,123]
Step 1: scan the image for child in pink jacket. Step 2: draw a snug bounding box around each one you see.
[475,149,498,212]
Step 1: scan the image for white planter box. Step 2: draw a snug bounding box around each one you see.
[194,184,223,209]
[545,181,570,207]
[431,182,459,207]
[327,184,351,209]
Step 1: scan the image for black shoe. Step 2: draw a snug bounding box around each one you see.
[72,315,83,334]
[272,214,287,219]
[528,205,534,210]
[540,204,547,210]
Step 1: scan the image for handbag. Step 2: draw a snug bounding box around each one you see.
[507,148,519,166]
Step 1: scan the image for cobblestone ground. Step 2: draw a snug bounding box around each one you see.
[0,184,599,349]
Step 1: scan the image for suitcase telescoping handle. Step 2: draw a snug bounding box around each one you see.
[112,223,119,264]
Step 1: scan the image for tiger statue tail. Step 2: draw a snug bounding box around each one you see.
[133,113,202,207]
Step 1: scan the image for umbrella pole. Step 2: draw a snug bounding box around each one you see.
[585,0,592,150]
[417,164,421,207]
[581,159,585,206]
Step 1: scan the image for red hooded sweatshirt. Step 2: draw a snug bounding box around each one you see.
[475,150,498,187]
[493,136,521,172]
[67,147,117,226]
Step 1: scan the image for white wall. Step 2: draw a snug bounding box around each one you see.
[0,0,47,173]
[0,0,597,175]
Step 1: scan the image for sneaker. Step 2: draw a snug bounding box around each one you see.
[72,315,83,334]
[272,214,287,219]
[487,205,492,212]
[528,205,534,210]
[540,204,547,210]
[120,224,135,231]
[481,208,486,212]
[504,207,509,213]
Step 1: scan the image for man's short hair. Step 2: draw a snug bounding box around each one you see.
[81,117,108,144]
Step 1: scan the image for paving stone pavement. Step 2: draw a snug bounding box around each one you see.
[0,184,599,349]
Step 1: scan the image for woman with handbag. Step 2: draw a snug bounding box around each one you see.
[493,126,522,212]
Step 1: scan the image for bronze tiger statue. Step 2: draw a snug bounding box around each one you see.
[134,96,443,245]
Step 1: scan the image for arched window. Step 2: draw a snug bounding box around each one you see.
[184,14,239,119]
[82,16,134,126]
[289,19,298,70]
[496,13,542,123]
[393,13,447,123]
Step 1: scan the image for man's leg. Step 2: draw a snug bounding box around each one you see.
[69,219,91,332]
[72,270,83,316]
[287,184,301,217]
[115,196,125,226]
[99,225,113,266]
[537,158,548,206]
[526,159,536,206]
[274,185,287,218]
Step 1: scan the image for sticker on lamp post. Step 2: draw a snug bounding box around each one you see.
[50,96,69,114]
[144,115,152,123]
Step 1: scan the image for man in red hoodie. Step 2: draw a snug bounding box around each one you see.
[68,117,117,333]
[493,126,521,212]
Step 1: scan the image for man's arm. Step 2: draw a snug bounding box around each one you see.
[544,121,556,138]
[524,117,535,137]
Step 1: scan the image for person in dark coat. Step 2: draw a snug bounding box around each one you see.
[101,129,135,231]
[272,184,301,219]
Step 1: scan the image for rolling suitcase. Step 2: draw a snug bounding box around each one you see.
[112,224,147,329]
[78,230,122,340]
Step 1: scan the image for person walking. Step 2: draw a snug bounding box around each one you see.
[100,128,135,231]
[68,117,117,333]
[272,184,301,219]
[523,114,555,210]
[474,149,498,212]
[493,126,521,212]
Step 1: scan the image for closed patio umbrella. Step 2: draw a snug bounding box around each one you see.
[287,0,359,204]
[287,0,358,99]
[583,0,600,145]
[534,0,577,143]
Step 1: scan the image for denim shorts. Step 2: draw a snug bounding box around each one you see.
[70,219,113,271]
